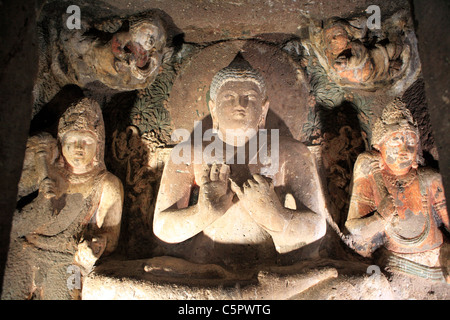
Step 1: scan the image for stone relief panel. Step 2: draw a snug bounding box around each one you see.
[6,1,449,300]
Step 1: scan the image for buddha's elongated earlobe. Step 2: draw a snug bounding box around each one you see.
[209,99,219,134]
[257,115,265,130]
[258,100,270,129]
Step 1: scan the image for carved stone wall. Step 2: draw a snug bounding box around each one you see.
[1,0,449,300]
[0,0,39,294]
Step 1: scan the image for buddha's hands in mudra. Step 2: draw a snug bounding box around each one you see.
[230,174,286,232]
[197,163,234,214]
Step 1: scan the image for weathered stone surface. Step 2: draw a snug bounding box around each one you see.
[0,0,39,296]
[83,257,340,300]
[94,0,411,43]
[413,0,450,209]
[1,0,449,301]
[84,256,450,300]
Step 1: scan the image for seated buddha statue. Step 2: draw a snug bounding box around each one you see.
[152,53,327,268]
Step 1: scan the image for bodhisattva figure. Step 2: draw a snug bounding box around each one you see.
[346,98,449,283]
[153,54,326,269]
[2,98,124,299]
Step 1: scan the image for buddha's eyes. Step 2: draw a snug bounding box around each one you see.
[222,93,256,100]
[219,90,260,103]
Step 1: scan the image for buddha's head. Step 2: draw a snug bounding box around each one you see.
[208,53,269,145]
[58,98,105,174]
[372,98,420,175]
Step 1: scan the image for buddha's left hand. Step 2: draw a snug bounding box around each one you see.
[230,174,285,232]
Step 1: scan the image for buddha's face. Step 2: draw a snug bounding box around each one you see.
[62,130,98,173]
[210,80,268,138]
[378,129,418,175]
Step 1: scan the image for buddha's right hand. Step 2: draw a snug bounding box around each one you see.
[198,163,233,213]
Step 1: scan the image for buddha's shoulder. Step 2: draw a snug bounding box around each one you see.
[100,171,124,192]
[278,136,312,156]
